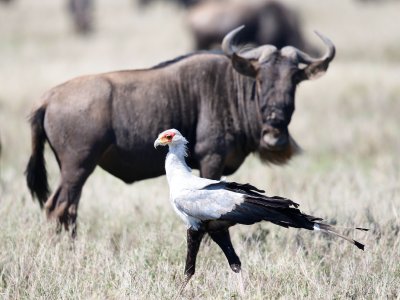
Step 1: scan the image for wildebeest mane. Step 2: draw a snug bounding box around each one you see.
[150,50,225,70]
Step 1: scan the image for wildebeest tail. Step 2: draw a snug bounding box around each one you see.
[313,222,368,251]
[25,106,50,208]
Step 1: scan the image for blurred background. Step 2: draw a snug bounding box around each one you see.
[0,0,399,169]
[1,0,399,181]
[0,0,399,298]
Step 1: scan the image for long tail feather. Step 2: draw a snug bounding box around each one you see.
[356,227,369,231]
[314,223,366,251]
[324,224,369,232]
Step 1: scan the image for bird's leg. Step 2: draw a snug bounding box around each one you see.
[178,228,205,295]
[209,229,244,296]
[208,229,241,272]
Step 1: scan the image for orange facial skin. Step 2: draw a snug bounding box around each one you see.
[160,131,176,144]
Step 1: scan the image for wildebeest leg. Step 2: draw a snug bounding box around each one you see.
[45,153,98,238]
[68,0,93,34]
[208,229,241,273]
[179,228,205,294]
[198,154,224,180]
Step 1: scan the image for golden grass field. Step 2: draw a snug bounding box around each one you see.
[0,0,399,299]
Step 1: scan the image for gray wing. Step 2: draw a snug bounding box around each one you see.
[175,181,367,251]
[173,188,244,221]
[175,181,321,230]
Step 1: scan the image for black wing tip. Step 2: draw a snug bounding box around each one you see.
[224,182,266,195]
[311,217,323,222]
[356,227,369,232]
[242,182,265,193]
[269,196,299,207]
[354,240,365,251]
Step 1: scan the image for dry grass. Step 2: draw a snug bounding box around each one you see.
[0,0,399,299]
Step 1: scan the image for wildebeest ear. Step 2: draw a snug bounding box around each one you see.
[300,60,330,81]
[231,53,258,77]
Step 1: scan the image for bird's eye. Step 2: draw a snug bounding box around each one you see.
[166,134,172,140]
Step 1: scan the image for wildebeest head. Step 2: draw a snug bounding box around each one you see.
[222,26,335,164]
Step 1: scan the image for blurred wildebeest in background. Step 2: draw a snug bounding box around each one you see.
[1,0,94,34]
[26,27,335,237]
[188,0,312,53]
[138,0,200,8]
[68,0,93,34]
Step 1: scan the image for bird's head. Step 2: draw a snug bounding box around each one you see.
[154,129,189,149]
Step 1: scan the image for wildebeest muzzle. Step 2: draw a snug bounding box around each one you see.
[261,124,289,150]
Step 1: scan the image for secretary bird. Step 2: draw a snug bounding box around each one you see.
[154,129,367,291]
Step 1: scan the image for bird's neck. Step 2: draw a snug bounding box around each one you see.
[165,144,191,183]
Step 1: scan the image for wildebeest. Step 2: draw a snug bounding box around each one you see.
[138,0,200,8]
[26,26,335,236]
[1,0,93,34]
[68,0,93,34]
[188,0,312,52]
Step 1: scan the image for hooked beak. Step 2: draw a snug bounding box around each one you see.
[154,139,161,149]
[154,138,167,149]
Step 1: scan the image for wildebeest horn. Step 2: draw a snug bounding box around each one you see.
[294,31,335,64]
[222,25,245,56]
